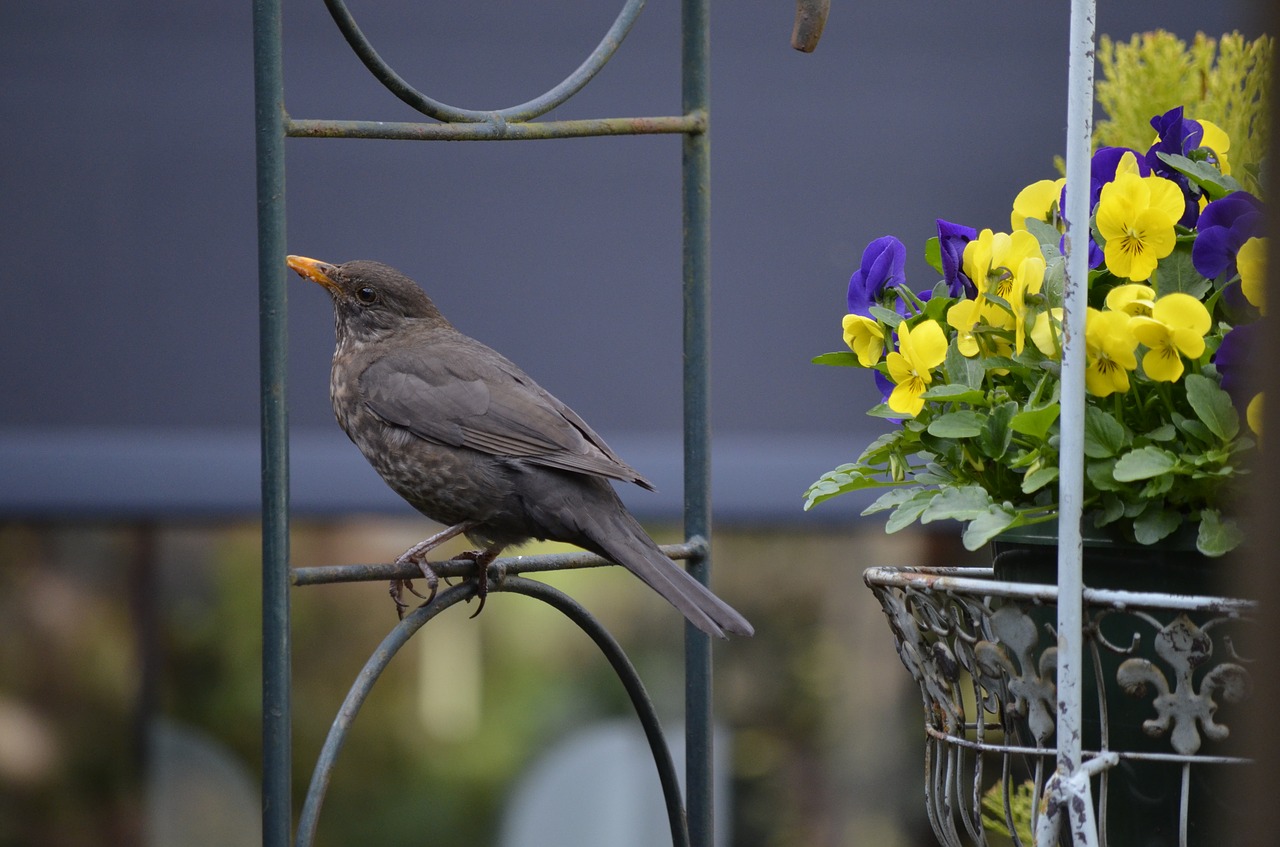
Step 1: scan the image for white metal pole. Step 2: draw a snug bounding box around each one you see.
[1046,0,1100,844]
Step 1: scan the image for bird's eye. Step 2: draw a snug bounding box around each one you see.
[355,286,378,304]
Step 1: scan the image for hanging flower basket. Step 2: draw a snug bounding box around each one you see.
[863,563,1254,846]
[806,32,1275,555]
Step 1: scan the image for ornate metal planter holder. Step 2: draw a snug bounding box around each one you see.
[864,565,1255,847]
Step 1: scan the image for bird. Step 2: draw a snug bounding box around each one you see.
[288,255,753,638]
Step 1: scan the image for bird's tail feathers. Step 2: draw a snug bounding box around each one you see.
[585,513,754,639]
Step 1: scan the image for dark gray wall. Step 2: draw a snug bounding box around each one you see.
[0,1,1261,520]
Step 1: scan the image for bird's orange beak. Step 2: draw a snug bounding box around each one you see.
[286,255,341,294]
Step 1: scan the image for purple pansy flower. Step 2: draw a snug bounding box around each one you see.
[1213,321,1261,412]
[873,369,895,404]
[1145,106,1205,226]
[1087,146,1150,206]
[1147,107,1204,167]
[847,235,906,316]
[936,219,978,298]
[1192,191,1265,280]
[1057,232,1105,270]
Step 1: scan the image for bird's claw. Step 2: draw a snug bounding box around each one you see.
[389,544,443,619]
[389,572,439,620]
[453,550,490,618]
[385,527,501,621]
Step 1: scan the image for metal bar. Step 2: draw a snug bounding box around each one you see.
[862,566,1257,614]
[294,577,691,847]
[293,583,472,847]
[252,0,291,844]
[320,0,647,123]
[681,1,712,846]
[1052,1,1097,842]
[511,578,691,847]
[264,4,717,844]
[292,540,707,586]
[284,113,704,141]
[921,726,1253,766]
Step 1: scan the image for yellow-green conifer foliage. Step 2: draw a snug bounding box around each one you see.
[1094,31,1271,193]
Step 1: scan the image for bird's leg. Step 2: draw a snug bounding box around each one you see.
[389,521,478,619]
[456,544,506,619]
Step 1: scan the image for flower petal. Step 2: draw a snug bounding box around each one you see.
[1238,236,1267,313]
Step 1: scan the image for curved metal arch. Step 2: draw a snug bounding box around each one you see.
[321,0,647,123]
[294,575,690,847]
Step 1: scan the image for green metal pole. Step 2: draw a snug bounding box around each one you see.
[252,1,291,844]
[681,1,713,845]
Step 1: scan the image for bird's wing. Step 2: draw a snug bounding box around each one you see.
[359,342,655,489]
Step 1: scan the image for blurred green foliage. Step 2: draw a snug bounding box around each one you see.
[0,520,945,847]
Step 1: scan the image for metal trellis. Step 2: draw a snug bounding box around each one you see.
[251,2,729,845]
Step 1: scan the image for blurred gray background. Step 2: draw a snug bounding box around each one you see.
[0,0,1262,522]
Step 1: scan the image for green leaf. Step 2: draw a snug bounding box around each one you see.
[1021,465,1058,494]
[1184,373,1240,441]
[812,351,863,367]
[1134,503,1181,545]
[1010,404,1061,441]
[1086,457,1123,491]
[980,402,1017,460]
[922,292,952,323]
[805,471,888,495]
[1023,218,1063,260]
[920,383,985,404]
[1113,446,1177,481]
[1095,495,1125,526]
[1174,411,1213,443]
[962,505,1020,550]
[1083,407,1126,458]
[869,306,903,327]
[1041,255,1065,302]
[855,432,902,464]
[924,236,943,274]
[885,491,936,533]
[921,485,994,523]
[1141,472,1175,500]
[945,341,985,389]
[928,410,987,438]
[867,403,904,419]
[982,356,1022,372]
[1156,152,1245,200]
[1154,250,1211,299]
[862,487,920,515]
[1197,509,1245,556]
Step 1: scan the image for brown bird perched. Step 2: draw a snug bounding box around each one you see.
[288,256,753,638]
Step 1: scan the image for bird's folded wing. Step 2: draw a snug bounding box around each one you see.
[360,349,654,489]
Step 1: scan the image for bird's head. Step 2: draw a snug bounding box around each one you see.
[287,256,451,343]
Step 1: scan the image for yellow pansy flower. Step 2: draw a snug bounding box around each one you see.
[962,229,1044,300]
[885,320,948,417]
[1238,236,1267,315]
[1030,308,1064,359]
[1104,283,1156,316]
[1129,293,1212,382]
[842,313,885,366]
[1096,173,1184,281]
[1011,178,1066,231]
[1198,119,1232,175]
[1084,308,1139,396]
